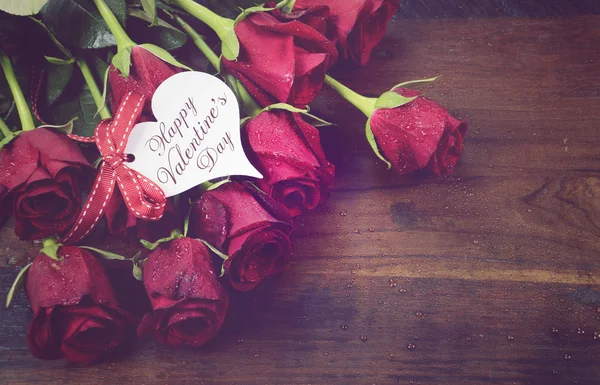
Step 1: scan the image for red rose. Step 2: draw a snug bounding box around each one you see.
[0,184,11,229]
[243,110,334,216]
[104,193,179,246]
[0,129,92,240]
[108,46,181,114]
[294,0,400,66]
[189,182,293,291]
[26,246,134,364]
[222,7,338,107]
[370,88,468,175]
[137,237,228,347]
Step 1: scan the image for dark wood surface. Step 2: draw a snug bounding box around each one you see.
[2,2,600,384]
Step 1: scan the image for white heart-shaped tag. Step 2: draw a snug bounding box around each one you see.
[124,71,262,197]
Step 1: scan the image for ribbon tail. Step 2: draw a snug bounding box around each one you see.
[115,167,166,221]
[60,165,117,244]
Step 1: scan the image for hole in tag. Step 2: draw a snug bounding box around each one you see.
[124,154,136,163]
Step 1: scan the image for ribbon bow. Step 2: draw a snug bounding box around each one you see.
[61,92,166,244]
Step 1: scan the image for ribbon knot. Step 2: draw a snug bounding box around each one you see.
[61,92,166,245]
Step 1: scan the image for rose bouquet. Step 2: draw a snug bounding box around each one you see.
[0,0,467,364]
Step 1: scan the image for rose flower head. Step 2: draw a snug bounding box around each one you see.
[0,128,92,240]
[189,182,294,291]
[242,109,334,216]
[294,0,400,66]
[26,246,135,364]
[221,4,338,107]
[137,237,229,347]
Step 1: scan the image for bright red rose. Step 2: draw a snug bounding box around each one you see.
[370,88,468,175]
[137,237,228,347]
[0,129,92,240]
[108,46,181,114]
[243,110,334,216]
[26,246,134,364]
[222,7,338,107]
[189,182,293,291]
[294,0,400,66]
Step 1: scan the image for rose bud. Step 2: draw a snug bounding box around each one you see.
[243,110,335,216]
[26,246,135,364]
[137,237,229,347]
[294,0,400,66]
[324,75,467,176]
[0,128,92,240]
[189,182,294,291]
[221,6,338,107]
[108,46,182,115]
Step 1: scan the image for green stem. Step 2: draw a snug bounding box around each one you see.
[169,0,235,40]
[0,115,13,139]
[0,55,35,132]
[324,75,376,118]
[237,82,262,117]
[92,0,135,51]
[76,59,111,120]
[173,15,220,71]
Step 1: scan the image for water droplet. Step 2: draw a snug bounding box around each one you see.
[399,288,407,293]
[237,339,244,344]
[339,210,347,216]
[552,327,559,334]
[389,278,397,287]
[415,311,424,318]
[328,329,333,332]
[346,283,353,288]
[507,335,514,341]
[368,227,375,232]
[360,335,368,342]
[564,354,572,360]
[407,343,416,350]
[341,324,348,330]
[354,229,362,234]
[552,369,559,375]
[577,328,585,335]
[322,352,329,356]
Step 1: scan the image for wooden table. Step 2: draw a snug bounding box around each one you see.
[2,1,600,384]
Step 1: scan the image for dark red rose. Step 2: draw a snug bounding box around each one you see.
[26,246,134,364]
[137,237,228,347]
[0,184,11,228]
[108,46,181,114]
[370,88,468,175]
[0,129,92,240]
[243,110,334,216]
[104,193,179,246]
[222,7,338,107]
[189,182,293,291]
[294,0,400,66]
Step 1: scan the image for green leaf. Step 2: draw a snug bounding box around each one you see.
[40,0,127,49]
[262,103,333,127]
[49,83,100,138]
[365,118,392,169]
[391,76,439,91]
[111,46,133,77]
[0,0,48,15]
[128,9,187,51]
[138,44,191,70]
[80,246,128,260]
[45,56,75,65]
[374,91,417,110]
[41,243,61,260]
[5,263,32,309]
[220,29,240,61]
[78,85,102,135]
[38,117,78,134]
[140,0,157,25]
[45,62,74,106]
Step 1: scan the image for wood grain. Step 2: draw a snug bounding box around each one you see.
[2,10,600,385]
